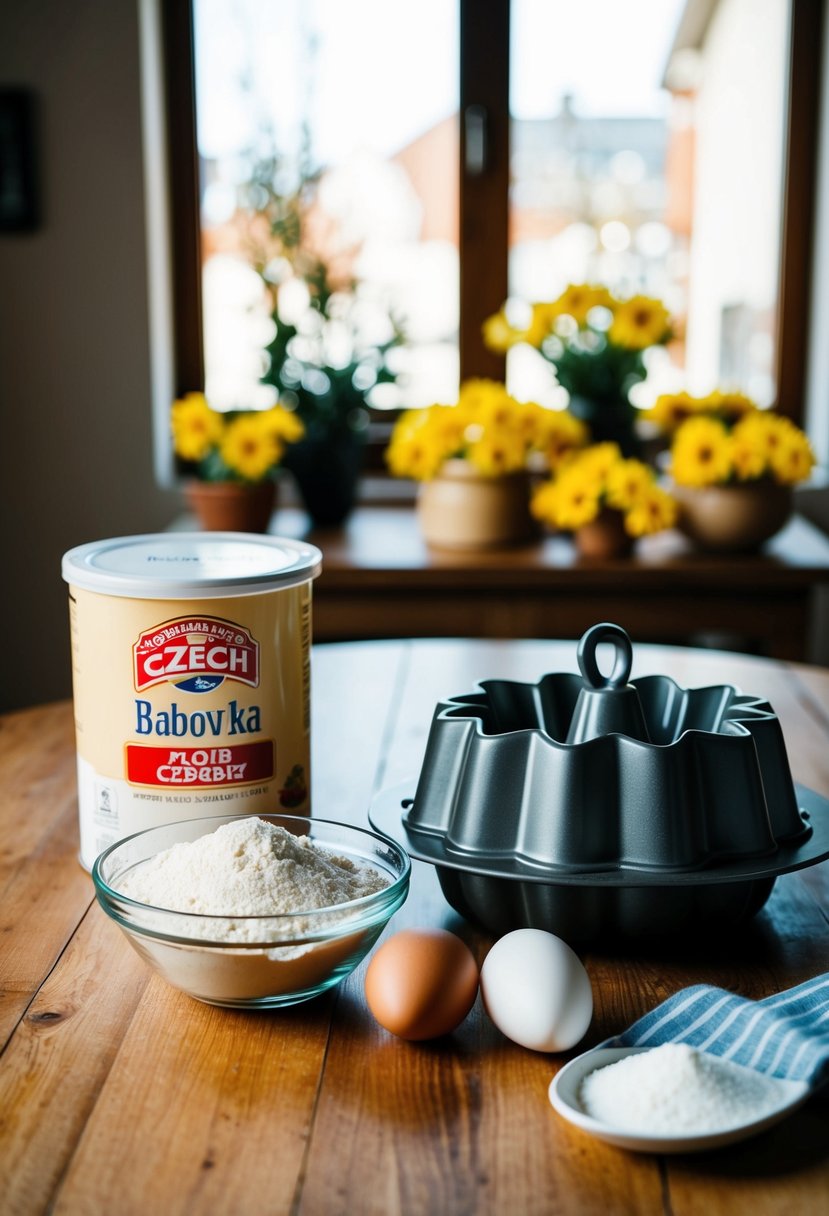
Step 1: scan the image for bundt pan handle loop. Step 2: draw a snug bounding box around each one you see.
[566,623,652,745]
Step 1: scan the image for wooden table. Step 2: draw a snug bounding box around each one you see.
[2,639,828,1215]
[252,507,829,662]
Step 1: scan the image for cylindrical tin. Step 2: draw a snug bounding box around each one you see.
[62,533,322,869]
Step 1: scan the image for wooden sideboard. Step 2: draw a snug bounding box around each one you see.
[258,507,829,661]
[174,506,829,660]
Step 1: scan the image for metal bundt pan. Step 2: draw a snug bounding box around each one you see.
[370,624,829,942]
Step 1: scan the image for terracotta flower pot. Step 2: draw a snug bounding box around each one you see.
[185,480,277,533]
[417,460,537,550]
[575,507,634,559]
[673,481,792,552]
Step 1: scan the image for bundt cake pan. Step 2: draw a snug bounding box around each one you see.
[369,624,829,941]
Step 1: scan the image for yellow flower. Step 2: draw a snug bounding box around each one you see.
[524,302,559,345]
[171,392,223,462]
[387,382,612,485]
[532,440,677,537]
[769,425,815,484]
[624,485,677,537]
[509,399,545,442]
[466,431,527,476]
[575,442,623,486]
[521,402,573,444]
[426,404,470,449]
[608,295,671,350]
[670,417,732,487]
[734,412,796,466]
[473,393,519,434]
[548,284,614,327]
[386,408,458,480]
[385,434,448,481]
[704,390,757,422]
[458,378,511,416]
[481,311,525,353]
[489,287,619,352]
[260,406,304,444]
[728,425,768,481]
[533,409,589,467]
[220,415,280,481]
[644,391,701,432]
[539,466,602,529]
[530,479,561,525]
[606,459,653,510]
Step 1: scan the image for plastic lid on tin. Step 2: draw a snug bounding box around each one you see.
[61,533,323,599]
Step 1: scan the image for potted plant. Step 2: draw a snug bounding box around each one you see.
[172,392,303,532]
[483,283,672,456]
[385,378,588,550]
[240,153,402,526]
[648,391,816,551]
[530,442,677,558]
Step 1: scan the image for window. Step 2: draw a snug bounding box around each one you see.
[160,0,822,445]
[192,0,460,414]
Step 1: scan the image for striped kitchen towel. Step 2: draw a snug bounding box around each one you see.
[605,972,829,1088]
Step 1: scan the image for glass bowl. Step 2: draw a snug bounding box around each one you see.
[92,813,411,1008]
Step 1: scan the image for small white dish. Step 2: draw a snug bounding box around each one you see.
[548,1046,811,1154]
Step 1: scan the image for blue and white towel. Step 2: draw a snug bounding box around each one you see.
[605,973,829,1089]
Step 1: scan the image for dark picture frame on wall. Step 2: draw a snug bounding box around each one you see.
[0,88,39,233]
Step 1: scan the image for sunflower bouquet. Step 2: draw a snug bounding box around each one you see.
[385,378,588,481]
[530,443,677,541]
[171,392,304,483]
[483,284,672,454]
[646,392,815,488]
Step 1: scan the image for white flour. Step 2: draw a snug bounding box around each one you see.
[119,817,389,944]
[580,1043,789,1134]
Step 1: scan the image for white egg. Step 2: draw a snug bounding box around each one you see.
[479,928,593,1052]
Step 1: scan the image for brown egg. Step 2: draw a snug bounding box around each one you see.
[364,928,479,1040]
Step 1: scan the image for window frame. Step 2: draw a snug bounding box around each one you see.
[160,0,823,428]
[774,0,824,422]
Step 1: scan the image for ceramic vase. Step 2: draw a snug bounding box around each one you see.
[417,459,537,550]
[282,426,364,526]
[574,508,634,559]
[185,479,277,533]
[567,393,643,458]
[673,481,792,552]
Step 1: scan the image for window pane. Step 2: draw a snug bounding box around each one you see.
[508,0,789,410]
[193,0,459,411]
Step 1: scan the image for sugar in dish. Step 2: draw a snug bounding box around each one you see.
[579,1043,792,1135]
[549,1043,810,1153]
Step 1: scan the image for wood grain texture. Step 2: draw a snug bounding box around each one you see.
[0,705,91,1044]
[0,702,78,883]
[0,641,827,1215]
[53,978,334,1216]
[0,907,149,1216]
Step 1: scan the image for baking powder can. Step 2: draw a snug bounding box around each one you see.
[62,533,322,869]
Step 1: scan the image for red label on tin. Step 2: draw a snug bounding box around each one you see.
[133,617,259,692]
[126,741,274,787]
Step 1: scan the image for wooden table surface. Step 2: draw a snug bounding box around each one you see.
[2,639,828,1215]
[251,508,829,661]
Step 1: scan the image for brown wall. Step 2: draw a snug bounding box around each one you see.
[0,0,178,711]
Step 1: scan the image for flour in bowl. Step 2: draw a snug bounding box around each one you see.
[118,817,389,942]
[579,1043,791,1135]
